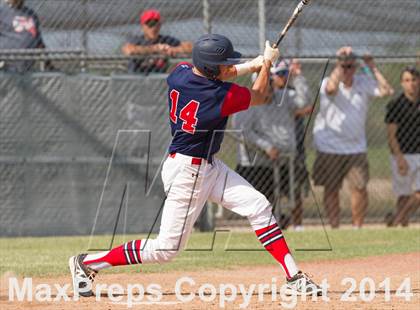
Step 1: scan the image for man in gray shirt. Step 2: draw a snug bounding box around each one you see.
[232,59,312,229]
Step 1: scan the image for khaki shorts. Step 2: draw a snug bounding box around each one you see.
[313,152,369,191]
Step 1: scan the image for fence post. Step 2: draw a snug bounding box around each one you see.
[296,26,302,55]
[203,0,212,34]
[258,0,266,54]
[288,153,296,211]
[81,0,88,72]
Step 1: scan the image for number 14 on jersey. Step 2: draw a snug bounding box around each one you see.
[169,89,200,134]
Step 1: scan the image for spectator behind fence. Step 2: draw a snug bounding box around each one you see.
[312,46,394,229]
[0,0,50,72]
[233,59,312,230]
[122,9,193,74]
[293,59,314,226]
[384,67,420,227]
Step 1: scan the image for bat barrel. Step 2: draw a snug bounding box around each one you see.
[273,0,310,48]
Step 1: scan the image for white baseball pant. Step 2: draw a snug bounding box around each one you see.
[139,153,276,264]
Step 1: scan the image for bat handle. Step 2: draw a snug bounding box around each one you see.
[273,34,285,48]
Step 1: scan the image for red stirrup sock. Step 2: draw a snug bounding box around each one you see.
[83,240,142,271]
[255,223,299,278]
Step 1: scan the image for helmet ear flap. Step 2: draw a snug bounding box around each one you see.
[203,64,220,79]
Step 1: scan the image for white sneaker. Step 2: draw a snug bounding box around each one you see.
[285,271,322,296]
[69,254,97,297]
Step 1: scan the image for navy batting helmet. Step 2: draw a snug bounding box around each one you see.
[192,34,242,79]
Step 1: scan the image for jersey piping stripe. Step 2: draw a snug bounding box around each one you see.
[126,241,135,264]
[131,240,141,264]
[257,225,280,240]
[262,234,284,247]
[128,241,138,264]
[259,229,282,244]
[123,242,132,264]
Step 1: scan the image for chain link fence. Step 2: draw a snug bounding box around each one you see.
[216,58,419,229]
[0,73,173,236]
[1,58,419,236]
[27,0,420,56]
[0,0,419,236]
[1,0,419,71]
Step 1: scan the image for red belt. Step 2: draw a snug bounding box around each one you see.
[169,153,207,165]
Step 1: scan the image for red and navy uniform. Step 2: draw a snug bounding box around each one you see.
[167,63,251,159]
[0,3,45,72]
[80,62,302,282]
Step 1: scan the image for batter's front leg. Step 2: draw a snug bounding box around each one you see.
[208,160,322,295]
[209,159,299,278]
[80,159,212,270]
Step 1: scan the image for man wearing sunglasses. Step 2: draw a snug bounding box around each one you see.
[312,46,394,229]
[122,9,192,74]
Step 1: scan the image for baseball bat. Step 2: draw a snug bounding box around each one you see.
[273,0,311,48]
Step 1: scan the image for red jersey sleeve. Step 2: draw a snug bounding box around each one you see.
[220,84,251,117]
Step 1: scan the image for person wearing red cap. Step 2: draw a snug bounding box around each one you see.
[122,9,192,74]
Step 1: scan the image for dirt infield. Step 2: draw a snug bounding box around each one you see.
[1,252,419,309]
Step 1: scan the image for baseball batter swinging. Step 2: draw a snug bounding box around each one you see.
[69,34,321,297]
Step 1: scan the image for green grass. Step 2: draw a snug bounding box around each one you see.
[1,228,419,277]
